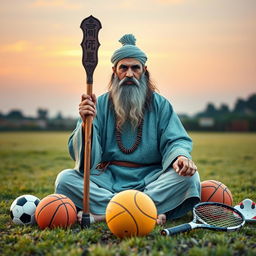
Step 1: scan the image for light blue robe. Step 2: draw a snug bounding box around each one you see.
[55,92,200,217]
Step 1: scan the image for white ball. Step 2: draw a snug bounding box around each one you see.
[10,195,40,225]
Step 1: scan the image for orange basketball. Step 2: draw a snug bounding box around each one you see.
[106,190,157,238]
[35,194,77,229]
[201,180,233,206]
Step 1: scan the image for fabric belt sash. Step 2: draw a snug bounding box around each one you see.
[96,161,159,172]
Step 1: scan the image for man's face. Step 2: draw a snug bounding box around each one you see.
[110,58,148,130]
[113,58,146,82]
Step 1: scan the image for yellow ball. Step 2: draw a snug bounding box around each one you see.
[106,190,157,238]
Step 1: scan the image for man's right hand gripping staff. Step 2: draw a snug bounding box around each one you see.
[79,93,97,123]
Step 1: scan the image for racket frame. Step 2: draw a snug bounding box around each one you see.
[161,202,245,236]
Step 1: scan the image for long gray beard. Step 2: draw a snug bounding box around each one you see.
[110,74,147,131]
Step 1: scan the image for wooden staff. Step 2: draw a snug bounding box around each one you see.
[80,15,102,228]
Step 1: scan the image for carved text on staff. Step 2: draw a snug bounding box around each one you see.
[85,52,95,63]
[85,29,96,38]
[85,40,96,50]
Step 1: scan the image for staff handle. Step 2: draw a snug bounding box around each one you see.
[81,84,93,228]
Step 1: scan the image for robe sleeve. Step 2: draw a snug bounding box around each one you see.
[68,117,102,172]
[158,98,192,171]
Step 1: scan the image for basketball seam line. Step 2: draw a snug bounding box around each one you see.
[49,203,64,228]
[65,202,77,216]
[36,197,77,220]
[59,197,69,227]
[208,180,222,186]
[36,198,64,219]
[63,202,77,216]
[109,201,139,235]
[207,183,222,201]
[202,185,220,189]
[223,187,232,203]
[134,192,156,221]
[107,210,126,224]
[222,188,226,203]
[39,202,76,228]
[48,194,68,199]
[203,182,232,204]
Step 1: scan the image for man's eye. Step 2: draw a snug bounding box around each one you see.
[119,65,128,71]
[132,65,141,71]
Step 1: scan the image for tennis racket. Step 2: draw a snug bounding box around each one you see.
[161,202,245,236]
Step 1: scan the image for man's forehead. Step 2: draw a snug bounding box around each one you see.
[116,58,142,67]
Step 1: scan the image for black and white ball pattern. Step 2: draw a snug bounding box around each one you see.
[10,195,40,225]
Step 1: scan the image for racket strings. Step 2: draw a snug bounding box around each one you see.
[195,205,243,228]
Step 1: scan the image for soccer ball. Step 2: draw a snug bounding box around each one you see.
[10,195,40,225]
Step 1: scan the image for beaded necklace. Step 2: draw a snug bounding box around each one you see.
[115,119,144,154]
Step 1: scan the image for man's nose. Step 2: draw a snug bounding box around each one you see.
[126,68,134,77]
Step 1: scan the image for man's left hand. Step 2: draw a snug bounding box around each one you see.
[172,156,197,176]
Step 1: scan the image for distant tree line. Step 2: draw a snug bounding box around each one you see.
[197,94,256,117]
[181,94,256,131]
[0,108,50,120]
[0,94,256,131]
[0,108,77,131]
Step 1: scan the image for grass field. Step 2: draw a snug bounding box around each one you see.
[0,132,255,256]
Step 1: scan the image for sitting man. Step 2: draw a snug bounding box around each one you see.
[55,34,200,225]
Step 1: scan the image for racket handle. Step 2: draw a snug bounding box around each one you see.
[161,223,192,236]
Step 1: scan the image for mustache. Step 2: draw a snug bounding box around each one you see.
[119,77,140,87]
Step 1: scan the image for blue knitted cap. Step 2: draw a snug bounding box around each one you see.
[111,34,147,66]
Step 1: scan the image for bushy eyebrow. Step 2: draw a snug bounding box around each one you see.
[119,64,141,70]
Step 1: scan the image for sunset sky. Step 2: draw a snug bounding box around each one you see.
[0,0,255,117]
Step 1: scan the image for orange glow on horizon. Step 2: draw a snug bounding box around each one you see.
[0,0,255,116]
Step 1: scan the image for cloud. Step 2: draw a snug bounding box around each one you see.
[0,41,31,53]
[0,39,77,56]
[31,0,82,9]
[55,49,81,57]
